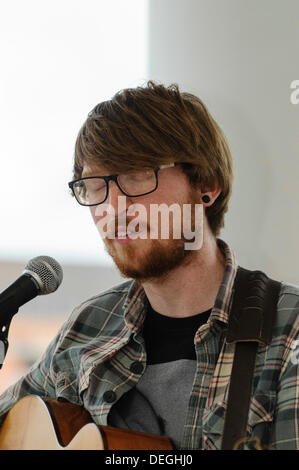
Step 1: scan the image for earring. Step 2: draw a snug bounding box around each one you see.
[201,195,211,203]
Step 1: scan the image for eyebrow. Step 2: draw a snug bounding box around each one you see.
[81,171,106,178]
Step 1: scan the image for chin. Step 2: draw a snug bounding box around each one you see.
[104,237,191,282]
[104,237,148,270]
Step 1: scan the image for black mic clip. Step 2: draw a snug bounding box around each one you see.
[0,305,18,369]
[0,273,40,369]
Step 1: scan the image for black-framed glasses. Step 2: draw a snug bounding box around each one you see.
[68,163,175,206]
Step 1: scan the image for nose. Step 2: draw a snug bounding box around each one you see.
[107,180,131,213]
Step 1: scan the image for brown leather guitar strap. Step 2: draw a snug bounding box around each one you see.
[221,266,281,450]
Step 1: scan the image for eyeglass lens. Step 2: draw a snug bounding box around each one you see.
[73,170,157,205]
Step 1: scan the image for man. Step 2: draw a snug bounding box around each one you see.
[0,81,298,450]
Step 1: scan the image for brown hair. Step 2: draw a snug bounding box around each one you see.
[73,81,233,236]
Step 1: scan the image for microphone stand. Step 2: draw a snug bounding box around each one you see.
[0,302,19,369]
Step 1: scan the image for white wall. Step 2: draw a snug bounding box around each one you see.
[0,0,148,266]
[148,0,299,284]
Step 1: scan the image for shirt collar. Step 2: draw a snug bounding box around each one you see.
[123,238,238,332]
[210,238,238,324]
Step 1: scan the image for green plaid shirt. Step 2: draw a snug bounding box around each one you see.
[0,239,298,450]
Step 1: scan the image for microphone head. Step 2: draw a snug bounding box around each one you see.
[23,256,63,295]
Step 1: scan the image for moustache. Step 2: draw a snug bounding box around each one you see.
[104,218,149,239]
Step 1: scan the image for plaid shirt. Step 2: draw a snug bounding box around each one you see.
[0,239,298,450]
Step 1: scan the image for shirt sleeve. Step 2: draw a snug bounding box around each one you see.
[0,320,66,426]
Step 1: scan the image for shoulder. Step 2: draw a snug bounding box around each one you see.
[77,279,134,312]
[60,279,135,339]
[279,281,299,298]
[277,280,299,316]
[273,280,299,342]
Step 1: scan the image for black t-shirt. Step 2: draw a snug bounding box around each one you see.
[143,299,212,364]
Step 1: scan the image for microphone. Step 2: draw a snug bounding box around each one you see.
[0,255,63,327]
[0,256,63,367]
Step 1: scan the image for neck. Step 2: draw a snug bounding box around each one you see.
[141,233,226,318]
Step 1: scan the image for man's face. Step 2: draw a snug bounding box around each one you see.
[84,163,203,282]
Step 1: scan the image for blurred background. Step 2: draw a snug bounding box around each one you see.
[0,0,298,393]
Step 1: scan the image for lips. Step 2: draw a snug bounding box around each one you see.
[115,227,136,238]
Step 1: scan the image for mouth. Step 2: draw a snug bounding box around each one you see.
[112,227,133,244]
[113,226,148,243]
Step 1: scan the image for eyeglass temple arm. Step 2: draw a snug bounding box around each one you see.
[159,163,175,170]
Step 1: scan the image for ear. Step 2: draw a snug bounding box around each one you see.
[196,184,222,206]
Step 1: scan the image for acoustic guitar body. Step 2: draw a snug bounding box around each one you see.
[0,395,174,450]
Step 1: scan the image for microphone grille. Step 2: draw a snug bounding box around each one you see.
[24,256,63,295]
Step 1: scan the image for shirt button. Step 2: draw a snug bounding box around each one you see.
[103,390,117,403]
[130,361,144,375]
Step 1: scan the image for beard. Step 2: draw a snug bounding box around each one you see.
[104,236,193,283]
[102,190,201,283]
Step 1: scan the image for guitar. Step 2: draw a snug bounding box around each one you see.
[0,395,174,450]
